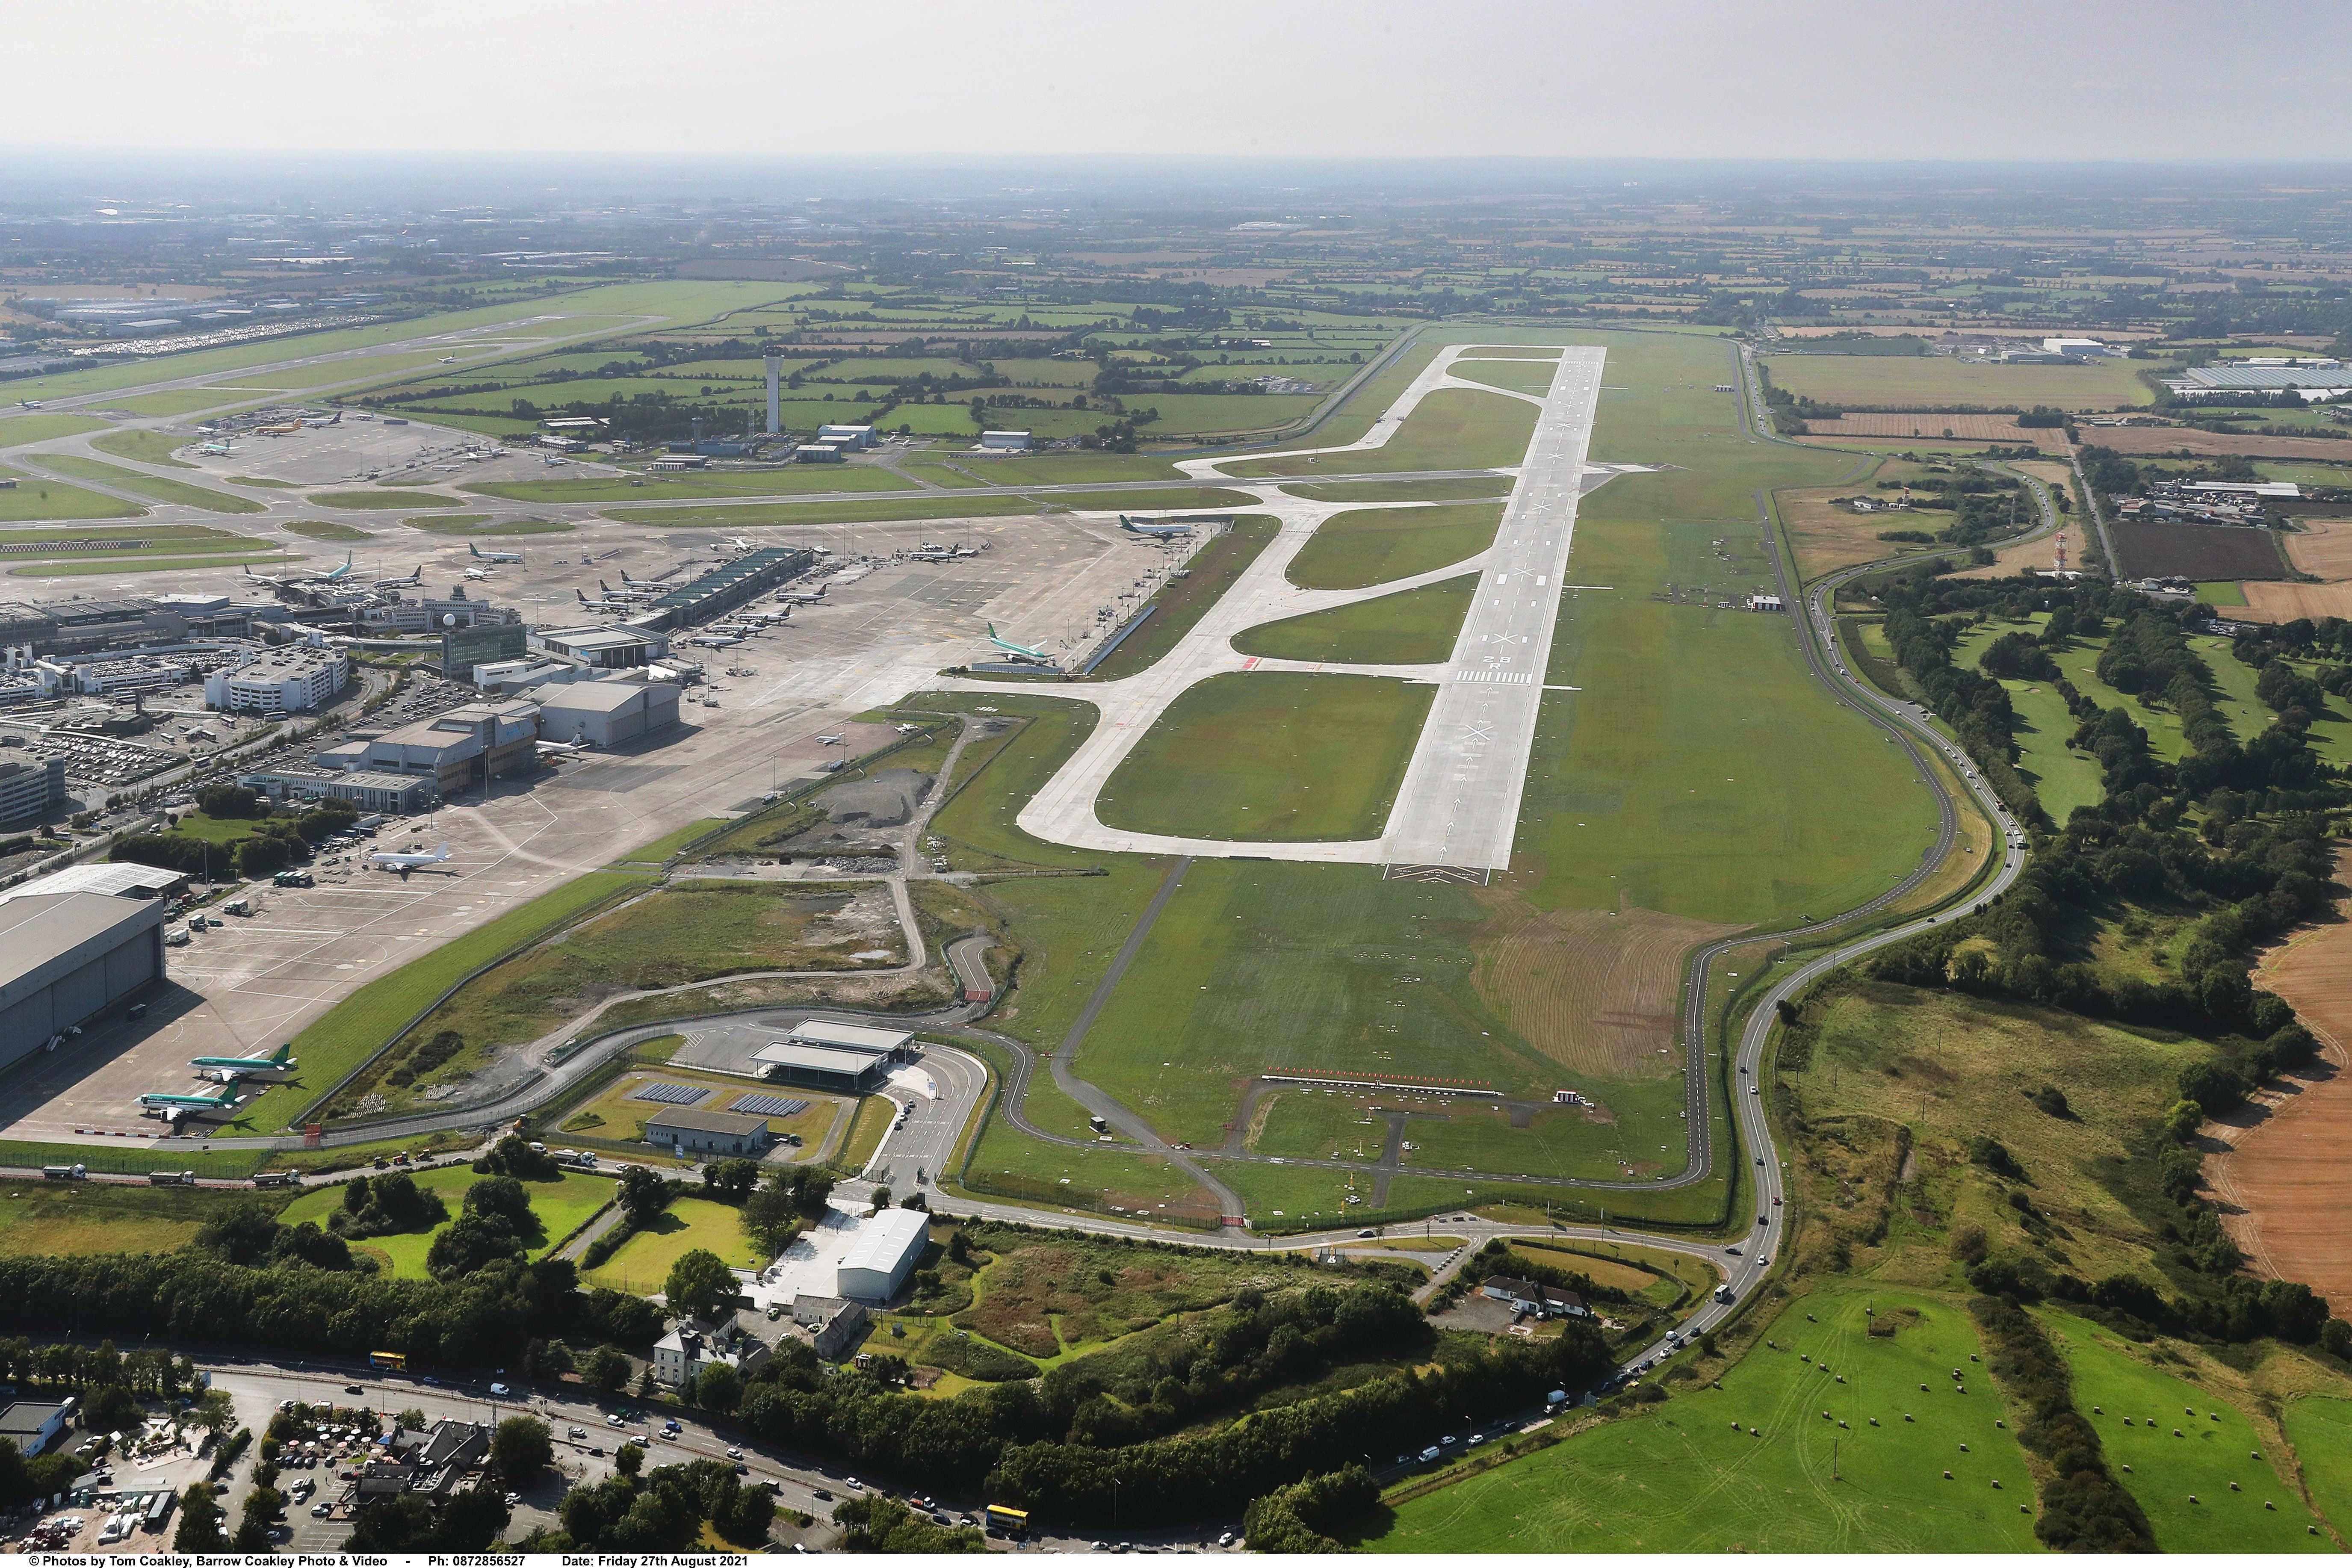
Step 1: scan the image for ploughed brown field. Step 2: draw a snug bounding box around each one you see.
[2209,847,2352,1314]
[1802,412,2065,450]
[2110,519,2290,581]
[2083,424,2352,461]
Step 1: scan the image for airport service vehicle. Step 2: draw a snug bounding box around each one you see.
[468,542,523,564]
[369,842,451,876]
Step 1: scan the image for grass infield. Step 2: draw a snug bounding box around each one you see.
[1098,672,1433,842]
[1287,503,1503,590]
[1232,574,1476,664]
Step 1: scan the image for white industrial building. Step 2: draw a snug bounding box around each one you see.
[205,645,349,715]
[978,430,1031,451]
[0,891,166,1072]
[536,680,682,748]
[0,862,185,908]
[816,424,876,450]
[836,1207,930,1304]
[751,1021,908,1094]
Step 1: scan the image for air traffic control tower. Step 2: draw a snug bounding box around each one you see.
[764,352,782,437]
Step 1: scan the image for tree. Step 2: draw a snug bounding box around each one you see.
[464,1175,534,1226]
[583,1346,631,1393]
[396,1408,428,1432]
[190,1387,236,1435]
[426,1211,527,1280]
[475,1134,561,1181]
[702,1159,761,1202]
[696,1362,741,1415]
[172,1482,226,1550]
[491,1416,553,1481]
[233,1485,285,1551]
[615,1441,644,1478]
[665,1249,740,1322]
[83,1382,142,1435]
[619,1165,672,1224]
[636,1367,659,1400]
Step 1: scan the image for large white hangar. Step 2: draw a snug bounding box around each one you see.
[0,892,168,1070]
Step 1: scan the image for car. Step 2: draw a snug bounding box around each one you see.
[568,1427,586,1440]
[1773,1196,1783,1206]
[310,1503,331,1518]
[504,1492,520,1506]
[1440,1435,1456,1446]
[1724,1244,1742,1255]
[846,1477,865,1491]
[1356,1228,1375,1239]
[1754,1156,1764,1165]
[489,1382,510,1396]
[1467,1434,1486,1447]
[662,1418,680,1432]
[588,1446,603,1457]
[1419,1447,1440,1463]
[813,1488,833,1502]
[345,1384,365,1395]
[739,1463,752,1475]
[1218,1532,1235,1547]
[606,1414,624,1428]
[726,1447,741,1460]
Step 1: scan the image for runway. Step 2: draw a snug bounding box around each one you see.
[957,343,1610,873]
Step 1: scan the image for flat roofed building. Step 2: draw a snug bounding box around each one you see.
[0,862,186,907]
[816,424,875,449]
[0,1400,71,1453]
[837,1208,930,1303]
[536,679,681,749]
[364,717,484,793]
[0,891,165,1072]
[532,625,668,669]
[978,430,1031,450]
[749,1039,892,1093]
[789,1021,913,1054]
[0,756,65,827]
[643,1106,774,1157]
[319,769,437,814]
[205,644,348,715]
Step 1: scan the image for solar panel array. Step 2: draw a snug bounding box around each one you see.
[630,1082,712,1106]
[731,1093,810,1118]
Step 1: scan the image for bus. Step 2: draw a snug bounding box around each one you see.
[983,1505,1028,1538]
[368,1350,407,1371]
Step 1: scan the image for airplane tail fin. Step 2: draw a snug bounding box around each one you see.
[272,1043,292,1064]
[470,543,482,558]
[436,843,450,859]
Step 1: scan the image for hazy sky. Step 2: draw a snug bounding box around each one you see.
[11,0,2350,163]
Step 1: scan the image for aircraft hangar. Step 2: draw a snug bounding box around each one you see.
[0,892,167,1072]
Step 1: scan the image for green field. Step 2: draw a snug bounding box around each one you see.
[285,520,373,542]
[310,490,463,510]
[235,871,650,1133]
[2194,580,2248,606]
[583,1196,761,1292]
[1098,673,1433,842]
[276,1166,616,1279]
[1517,328,1941,927]
[2042,1311,2328,1551]
[467,466,914,504]
[0,467,145,522]
[1355,1287,2039,1553]
[2284,1399,2352,1538]
[91,429,195,467]
[12,552,291,578]
[1044,487,1255,512]
[1250,1084,1671,1184]
[1450,362,1557,396]
[334,883,901,1113]
[0,1178,282,1258]
[34,455,265,514]
[1289,503,1502,590]
[1224,387,1538,478]
[108,390,266,416]
[606,495,1041,529]
[1765,354,2155,411]
[402,514,571,535]
[1280,478,1513,504]
[1083,517,1277,680]
[1231,574,1475,664]
[0,414,112,447]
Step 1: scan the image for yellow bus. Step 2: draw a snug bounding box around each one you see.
[983,1505,1028,1538]
[368,1350,407,1371]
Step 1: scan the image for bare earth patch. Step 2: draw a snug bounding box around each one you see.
[2208,848,2352,1312]
[2224,582,2352,625]
[1471,890,1741,1079]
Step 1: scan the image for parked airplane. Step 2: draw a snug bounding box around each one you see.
[469,542,523,564]
[985,622,1052,664]
[536,737,591,755]
[190,1044,297,1082]
[620,568,665,588]
[372,565,423,589]
[780,583,828,603]
[719,536,759,553]
[369,842,451,877]
[138,1084,242,1118]
[463,567,492,581]
[687,633,743,649]
[318,552,356,582]
[1120,514,1196,538]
